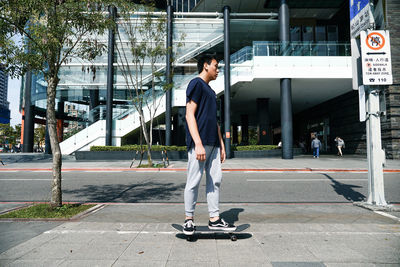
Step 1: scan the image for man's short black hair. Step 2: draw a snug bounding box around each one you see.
[197,54,218,74]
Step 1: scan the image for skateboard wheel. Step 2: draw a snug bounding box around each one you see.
[230,235,237,241]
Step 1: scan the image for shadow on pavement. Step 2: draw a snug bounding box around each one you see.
[63,181,186,202]
[220,208,245,224]
[323,174,366,202]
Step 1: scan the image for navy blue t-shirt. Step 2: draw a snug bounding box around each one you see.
[185,77,219,150]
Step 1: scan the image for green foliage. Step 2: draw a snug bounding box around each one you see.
[234,145,278,151]
[90,145,278,152]
[34,125,46,149]
[63,127,82,140]
[248,127,258,145]
[137,163,164,168]
[0,204,95,219]
[0,123,21,146]
[90,145,187,152]
[0,0,114,79]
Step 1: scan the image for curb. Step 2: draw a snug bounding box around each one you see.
[0,203,33,216]
[0,203,103,222]
[1,168,400,173]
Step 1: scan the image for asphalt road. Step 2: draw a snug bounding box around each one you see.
[1,171,399,204]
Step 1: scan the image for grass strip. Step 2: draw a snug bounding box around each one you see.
[0,204,96,219]
[136,163,165,168]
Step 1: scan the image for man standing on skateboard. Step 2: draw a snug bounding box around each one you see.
[183,54,236,235]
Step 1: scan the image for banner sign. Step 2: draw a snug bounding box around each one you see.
[350,0,371,38]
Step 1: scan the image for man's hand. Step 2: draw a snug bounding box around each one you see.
[220,148,226,163]
[195,144,206,161]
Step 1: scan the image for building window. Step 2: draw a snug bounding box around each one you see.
[302,26,314,42]
[290,26,301,42]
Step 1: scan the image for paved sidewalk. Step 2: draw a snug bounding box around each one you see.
[1,203,399,266]
[1,154,399,266]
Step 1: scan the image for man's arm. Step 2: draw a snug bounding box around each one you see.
[186,100,206,161]
[217,125,226,163]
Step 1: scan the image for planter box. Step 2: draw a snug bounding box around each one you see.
[75,150,187,161]
[75,148,303,161]
[233,148,303,158]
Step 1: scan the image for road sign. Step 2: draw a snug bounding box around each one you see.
[350,0,371,38]
[360,30,393,85]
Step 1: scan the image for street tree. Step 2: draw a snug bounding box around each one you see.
[115,1,172,166]
[34,125,46,151]
[0,123,20,148]
[0,0,113,206]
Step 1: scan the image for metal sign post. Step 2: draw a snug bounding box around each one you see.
[351,1,392,208]
[365,87,387,206]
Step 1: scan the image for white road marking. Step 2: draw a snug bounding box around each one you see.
[84,171,123,173]
[247,178,367,182]
[374,211,400,223]
[0,179,64,181]
[244,171,284,173]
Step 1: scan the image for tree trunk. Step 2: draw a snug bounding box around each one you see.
[47,76,62,207]
[139,110,152,166]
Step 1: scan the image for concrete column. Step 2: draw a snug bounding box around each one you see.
[106,5,116,146]
[45,122,51,154]
[57,101,64,142]
[22,71,34,152]
[240,114,249,145]
[280,79,293,158]
[56,120,63,143]
[89,90,99,110]
[165,3,174,146]
[232,123,238,145]
[279,0,293,159]
[223,5,232,158]
[257,98,271,145]
[89,89,99,123]
[173,107,186,146]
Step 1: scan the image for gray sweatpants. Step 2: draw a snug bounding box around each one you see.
[184,145,222,218]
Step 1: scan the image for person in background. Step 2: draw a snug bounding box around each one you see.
[311,135,322,158]
[335,136,345,157]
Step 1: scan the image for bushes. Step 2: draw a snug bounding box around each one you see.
[234,145,278,151]
[90,145,278,151]
[90,145,187,152]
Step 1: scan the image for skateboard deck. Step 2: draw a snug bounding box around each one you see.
[172,223,250,241]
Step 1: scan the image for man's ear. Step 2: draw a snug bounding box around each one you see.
[203,62,208,71]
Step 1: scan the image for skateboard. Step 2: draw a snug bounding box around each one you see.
[172,223,250,241]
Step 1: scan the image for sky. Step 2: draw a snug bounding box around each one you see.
[6,34,22,127]
[7,77,22,126]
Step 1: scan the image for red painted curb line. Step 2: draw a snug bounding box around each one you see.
[1,168,400,173]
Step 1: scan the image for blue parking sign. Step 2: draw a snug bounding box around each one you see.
[350,0,370,20]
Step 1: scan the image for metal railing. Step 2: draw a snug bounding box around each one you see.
[253,41,351,57]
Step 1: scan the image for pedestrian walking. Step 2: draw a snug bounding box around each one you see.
[335,136,345,157]
[183,54,236,235]
[311,136,322,158]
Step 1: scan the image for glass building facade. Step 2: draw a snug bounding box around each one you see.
[26,0,400,158]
